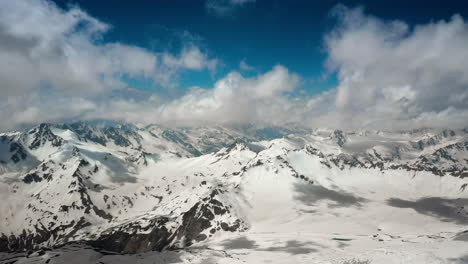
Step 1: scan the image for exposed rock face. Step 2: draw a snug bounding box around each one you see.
[331,129,347,147]
[88,190,245,254]
[304,138,468,177]
[28,123,64,150]
[0,218,90,252]
[171,190,245,248]
[0,136,28,164]
[60,122,142,147]
[89,217,172,254]
[10,142,28,163]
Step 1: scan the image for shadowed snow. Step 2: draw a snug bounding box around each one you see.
[387,197,468,224]
[293,183,367,208]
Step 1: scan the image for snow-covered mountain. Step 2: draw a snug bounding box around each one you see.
[1,122,468,263]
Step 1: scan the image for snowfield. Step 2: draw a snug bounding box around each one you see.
[0,123,467,263]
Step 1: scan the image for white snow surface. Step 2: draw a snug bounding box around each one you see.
[1,123,468,263]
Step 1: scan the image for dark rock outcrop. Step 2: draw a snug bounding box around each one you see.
[28,124,64,150]
[89,217,172,254]
[0,218,90,252]
[88,190,244,254]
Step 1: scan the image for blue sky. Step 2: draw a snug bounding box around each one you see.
[2,0,468,130]
[49,0,468,95]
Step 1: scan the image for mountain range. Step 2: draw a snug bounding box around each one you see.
[1,122,467,263]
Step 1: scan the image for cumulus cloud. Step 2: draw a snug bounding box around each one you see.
[0,0,217,97]
[0,0,220,130]
[27,65,300,128]
[206,0,255,17]
[0,0,157,96]
[1,2,468,131]
[162,46,218,72]
[0,65,301,130]
[165,6,468,130]
[323,5,468,129]
[153,65,301,125]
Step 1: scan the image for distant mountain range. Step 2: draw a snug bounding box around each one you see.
[1,121,467,258]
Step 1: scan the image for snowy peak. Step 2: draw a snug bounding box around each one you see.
[1,123,468,257]
[59,122,142,148]
[27,123,65,150]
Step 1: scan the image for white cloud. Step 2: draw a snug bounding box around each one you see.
[0,0,220,130]
[322,5,468,129]
[162,46,218,72]
[0,0,217,97]
[206,0,255,17]
[1,2,468,132]
[0,64,301,130]
[0,0,148,95]
[239,59,254,71]
[104,65,301,126]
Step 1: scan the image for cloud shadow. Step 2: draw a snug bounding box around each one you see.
[447,254,468,264]
[260,240,319,255]
[221,236,258,250]
[387,197,468,225]
[454,230,468,242]
[221,236,322,255]
[293,183,366,208]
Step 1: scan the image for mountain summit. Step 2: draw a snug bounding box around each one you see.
[1,122,468,263]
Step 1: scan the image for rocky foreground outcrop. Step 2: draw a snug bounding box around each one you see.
[0,189,245,254]
[89,190,245,254]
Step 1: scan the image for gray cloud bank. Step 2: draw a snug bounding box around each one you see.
[0,1,468,131]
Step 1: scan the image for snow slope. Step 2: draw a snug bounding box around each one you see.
[1,123,468,263]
